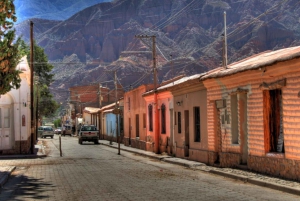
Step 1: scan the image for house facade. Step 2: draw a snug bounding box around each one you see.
[142,76,187,154]
[143,89,173,153]
[123,84,153,150]
[169,74,208,163]
[202,46,300,180]
[0,57,32,154]
[100,100,123,142]
[82,107,101,129]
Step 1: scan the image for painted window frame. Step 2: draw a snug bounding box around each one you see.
[178,111,181,134]
[148,104,153,131]
[194,107,200,142]
[161,104,166,134]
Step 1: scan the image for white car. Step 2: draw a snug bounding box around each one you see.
[78,125,99,144]
[38,126,54,139]
[54,127,62,134]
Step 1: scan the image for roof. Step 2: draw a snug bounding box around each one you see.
[103,109,114,113]
[143,73,205,96]
[99,101,122,112]
[83,107,101,114]
[201,46,300,80]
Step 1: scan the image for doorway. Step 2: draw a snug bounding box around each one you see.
[0,107,12,150]
[239,93,248,164]
[184,110,189,157]
[263,89,284,153]
[129,118,131,146]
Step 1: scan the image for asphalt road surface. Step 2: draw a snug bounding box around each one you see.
[0,136,299,201]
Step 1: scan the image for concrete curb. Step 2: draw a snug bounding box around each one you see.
[0,166,16,188]
[0,154,47,159]
[208,170,300,196]
[0,142,47,160]
[100,142,300,196]
[247,177,300,196]
[100,142,169,160]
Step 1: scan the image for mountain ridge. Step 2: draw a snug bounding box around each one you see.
[15,0,300,102]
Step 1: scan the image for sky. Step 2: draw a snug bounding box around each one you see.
[14,0,112,23]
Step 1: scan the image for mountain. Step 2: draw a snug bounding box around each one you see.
[15,0,300,103]
[15,0,112,23]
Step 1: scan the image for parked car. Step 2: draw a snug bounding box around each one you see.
[54,127,62,134]
[38,126,54,139]
[78,125,99,144]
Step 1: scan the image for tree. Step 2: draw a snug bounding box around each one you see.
[23,41,59,117]
[53,118,62,128]
[0,0,23,94]
[37,84,59,117]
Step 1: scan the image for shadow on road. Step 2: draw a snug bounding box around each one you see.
[0,174,55,200]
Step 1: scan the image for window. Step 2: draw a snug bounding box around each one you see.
[161,104,166,134]
[128,97,131,110]
[143,113,146,128]
[194,107,200,142]
[136,114,139,137]
[263,89,284,153]
[148,104,153,131]
[3,108,10,128]
[231,94,238,144]
[178,112,181,133]
[174,112,177,125]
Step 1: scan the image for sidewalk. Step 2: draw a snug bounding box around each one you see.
[0,140,46,188]
[99,140,300,196]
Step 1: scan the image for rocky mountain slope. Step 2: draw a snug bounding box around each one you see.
[15,0,300,102]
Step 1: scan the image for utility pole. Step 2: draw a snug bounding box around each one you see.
[170,54,174,79]
[99,83,102,108]
[224,11,228,69]
[98,83,102,139]
[114,71,121,155]
[135,35,159,154]
[35,76,39,141]
[30,21,35,154]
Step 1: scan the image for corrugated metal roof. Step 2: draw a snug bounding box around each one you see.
[143,73,206,96]
[83,107,101,114]
[201,46,300,80]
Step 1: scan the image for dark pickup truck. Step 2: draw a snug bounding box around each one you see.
[78,125,99,145]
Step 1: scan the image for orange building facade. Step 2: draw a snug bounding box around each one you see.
[123,85,153,150]
[202,46,300,180]
[169,74,208,163]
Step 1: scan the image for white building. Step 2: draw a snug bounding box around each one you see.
[0,56,32,154]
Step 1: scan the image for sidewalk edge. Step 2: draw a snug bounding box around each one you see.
[0,166,16,188]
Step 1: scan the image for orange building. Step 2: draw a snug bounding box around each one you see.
[202,46,300,180]
[168,74,208,162]
[123,84,153,150]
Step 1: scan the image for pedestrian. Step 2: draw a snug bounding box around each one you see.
[62,126,66,135]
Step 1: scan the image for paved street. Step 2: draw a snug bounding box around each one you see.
[0,136,299,201]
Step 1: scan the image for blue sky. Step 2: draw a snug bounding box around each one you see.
[14,0,112,23]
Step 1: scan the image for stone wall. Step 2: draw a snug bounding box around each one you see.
[189,149,209,163]
[220,152,241,168]
[208,151,218,165]
[131,139,146,151]
[248,155,300,181]
[103,134,117,142]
